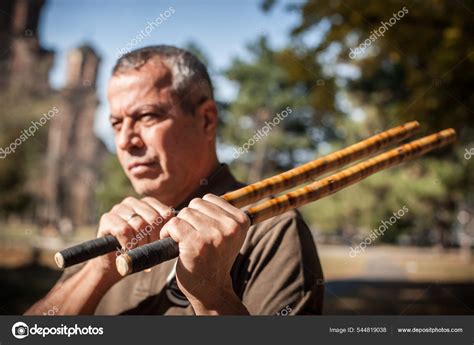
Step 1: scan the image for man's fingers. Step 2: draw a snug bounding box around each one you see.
[160,217,199,251]
[188,198,230,221]
[141,197,175,219]
[202,194,250,226]
[99,213,136,251]
[108,199,153,248]
[117,196,174,243]
[188,195,250,236]
[112,202,148,240]
[122,197,160,224]
[122,198,163,242]
[111,203,135,220]
[177,207,222,244]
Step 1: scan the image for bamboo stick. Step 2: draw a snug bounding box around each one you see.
[54,121,419,269]
[115,128,456,276]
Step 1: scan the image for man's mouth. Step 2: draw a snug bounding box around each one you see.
[127,161,159,176]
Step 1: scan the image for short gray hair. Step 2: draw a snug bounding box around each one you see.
[112,45,214,114]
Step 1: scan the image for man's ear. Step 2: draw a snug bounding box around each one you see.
[195,99,218,140]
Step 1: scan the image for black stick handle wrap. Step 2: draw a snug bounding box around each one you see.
[117,237,179,276]
[117,212,253,276]
[55,235,120,269]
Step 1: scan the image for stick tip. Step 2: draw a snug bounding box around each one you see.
[445,128,457,136]
[116,254,132,276]
[442,128,457,142]
[54,252,65,269]
[406,120,420,130]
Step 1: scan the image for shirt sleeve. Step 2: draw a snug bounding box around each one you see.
[236,211,324,315]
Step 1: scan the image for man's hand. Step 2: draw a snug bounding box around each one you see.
[93,196,174,285]
[160,193,251,315]
[26,196,173,315]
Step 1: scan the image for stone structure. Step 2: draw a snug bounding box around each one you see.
[44,45,108,226]
[0,0,108,227]
[0,0,53,93]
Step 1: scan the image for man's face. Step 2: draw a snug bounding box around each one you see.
[107,59,214,206]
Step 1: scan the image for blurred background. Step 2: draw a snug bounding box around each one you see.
[0,0,473,315]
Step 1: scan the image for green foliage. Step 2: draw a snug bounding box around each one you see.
[0,91,61,217]
[272,0,474,141]
[222,36,345,182]
[248,0,473,245]
[95,154,136,217]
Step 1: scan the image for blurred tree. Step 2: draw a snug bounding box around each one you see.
[262,0,473,246]
[0,90,61,221]
[95,154,136,217]
[223,36,343,182]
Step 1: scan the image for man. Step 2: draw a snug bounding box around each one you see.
[26,45,324,315]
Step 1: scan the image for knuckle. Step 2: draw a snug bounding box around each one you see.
[123,196,136,204]
[110,204,121,213]
[98,214,113,233]
[167,206,177,216]
[226,226,239,238]
[109,227,122,237]
[244,215,251,226]
[99,212,111,223]
[225,217,240,233]
[140,196,153,203]
[195,237,208,256]
[189,197,203,208]
[178,207,193,219]
[141,197,161,208]
[202,193,215,201]
[168,216,181,227]
[238,211,250,226]
[213,232,224,246]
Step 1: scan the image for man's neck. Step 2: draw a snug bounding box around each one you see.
[177,160,221,206]
[162,159,221,208]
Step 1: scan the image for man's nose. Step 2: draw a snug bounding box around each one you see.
[117,120,144,151]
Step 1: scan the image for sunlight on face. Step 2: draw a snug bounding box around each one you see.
[107,60,212,206]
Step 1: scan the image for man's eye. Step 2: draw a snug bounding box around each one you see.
[140,113,162,125]
[111,121,122,130]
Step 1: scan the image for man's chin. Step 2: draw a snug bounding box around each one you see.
[129,172,163,194]
[133,183,161,197]
[131,180,169,199]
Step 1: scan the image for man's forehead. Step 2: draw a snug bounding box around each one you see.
[109,59,173,90]
[108,59,174,113]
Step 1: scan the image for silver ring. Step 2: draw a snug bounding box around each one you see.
[126,213,141,222]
